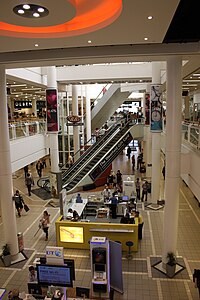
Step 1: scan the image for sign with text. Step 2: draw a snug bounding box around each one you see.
[46,246,64,265]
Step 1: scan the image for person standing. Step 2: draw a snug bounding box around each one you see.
[36,160,43,177]
[102,185,111,201]
[127,146,131,159]
[141,181,148,202]
[132,154,135,171]
[28,266,38,282]
[110,194,118,219]
[193,269,200,298]
[23,165,29,178]
[40,210,50,241]
[13,190,24,217]
[135,178,141,201]
[25,173,33,196]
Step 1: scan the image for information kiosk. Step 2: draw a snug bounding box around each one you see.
[90,237,110,299]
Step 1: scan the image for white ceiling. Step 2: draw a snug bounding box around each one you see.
[1,0,200,94]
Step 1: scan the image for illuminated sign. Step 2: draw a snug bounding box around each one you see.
[60,226,84,243]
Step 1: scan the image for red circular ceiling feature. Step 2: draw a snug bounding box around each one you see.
[0,0,123,38]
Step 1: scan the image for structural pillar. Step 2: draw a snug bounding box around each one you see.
[184,95,190,120]
[162,56,182,263]
[85,85,92,143]
[0,66,18,255]
[151,62,162,204]
[144,85,152,178]
[72,85,80,161]
[32,99,37,116]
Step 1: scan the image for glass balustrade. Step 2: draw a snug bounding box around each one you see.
[8,120,46,140]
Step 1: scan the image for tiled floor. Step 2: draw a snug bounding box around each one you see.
[0,149,200,299]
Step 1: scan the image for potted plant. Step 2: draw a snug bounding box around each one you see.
[166,252,176,278]
[1,244,11,267]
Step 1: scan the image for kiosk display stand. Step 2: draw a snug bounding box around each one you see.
[90,237,110,299]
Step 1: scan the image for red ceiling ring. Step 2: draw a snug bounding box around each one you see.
[0,0,122,38]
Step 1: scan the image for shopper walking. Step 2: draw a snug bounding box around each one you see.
[23,165,29,178]
[36,160,43,177]
[40,210,50,241]
[25,173,33,196]
[126,146,131,159]
[135,178,141,201]
[141,181,148,202]
[13,190,24,217]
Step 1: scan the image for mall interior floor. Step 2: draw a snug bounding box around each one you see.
[0,148,200,300]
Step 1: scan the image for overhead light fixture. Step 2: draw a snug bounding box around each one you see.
[33,12,40,17]
[10,84,27,87]
[144,37,148,41]
[18,9,25,14]
[147,16,153,20]
[88,40,92,44]
[13,4,49,18]
[23,4,30,10]
[193,73,200,76]
[35,44,39,47]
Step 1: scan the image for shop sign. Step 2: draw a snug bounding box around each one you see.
[67,115,81,123]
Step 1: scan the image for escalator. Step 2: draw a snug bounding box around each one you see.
[62,122,143,193]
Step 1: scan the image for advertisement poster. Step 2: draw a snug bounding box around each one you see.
[150,85,163,132]
[145,93,150,125]
[46,89,58,132]
[60,226,84,243]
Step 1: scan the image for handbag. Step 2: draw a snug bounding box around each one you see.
[24,203,30,212]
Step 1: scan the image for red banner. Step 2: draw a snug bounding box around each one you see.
[46,89,58,132]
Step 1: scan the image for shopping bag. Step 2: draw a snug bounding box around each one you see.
[24,203,30,212]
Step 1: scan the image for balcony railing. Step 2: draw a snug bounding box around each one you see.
[9,120,46,140]
[182,122,200,149]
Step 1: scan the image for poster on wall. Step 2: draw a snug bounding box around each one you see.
[150,85,163,132]
[145,93,150,125]
[46,89,58,132]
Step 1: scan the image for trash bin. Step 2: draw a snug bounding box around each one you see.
[17,232,24,252]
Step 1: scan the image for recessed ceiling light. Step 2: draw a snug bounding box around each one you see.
[23,4,30,10]
[88,40,92,44]
[35,44,39,47]
[13,82,16,84]
[38,7,44,13]
[190,76,193,79]
[140,80,143,82]
[18,9,25,14]
[147,16,153,20]
[33,12,40,17]
[144,37,148,41]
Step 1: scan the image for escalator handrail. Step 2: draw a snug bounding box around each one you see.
[63,121,137,191]
[62,120,123,180]
[62,120,133,188]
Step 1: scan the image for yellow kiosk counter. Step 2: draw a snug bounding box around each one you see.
[55,216,138,252]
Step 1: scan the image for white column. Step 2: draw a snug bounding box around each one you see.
[85,85,92,143]
[47,66,59,173]
[0,67,18,255]
[162,56,182,264]
[184,96,190,120]
[72,85,80,161]
[144,85,152,178]
[32,99,37,116]
[151,62,162,204]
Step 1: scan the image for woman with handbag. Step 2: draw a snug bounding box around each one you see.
[40,210,50,241]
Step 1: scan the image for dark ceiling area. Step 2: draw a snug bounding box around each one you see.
[163,0,200,43]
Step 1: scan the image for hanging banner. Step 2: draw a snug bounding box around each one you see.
[150,85,163,132]
[46,89,58,132]
[145,93,150,125]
